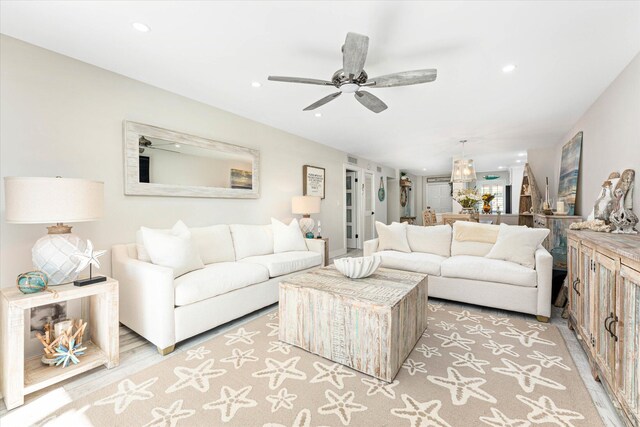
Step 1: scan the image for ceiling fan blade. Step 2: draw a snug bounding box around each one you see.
[354,91,387,113]
[368,69,437,88]
[303,92,342,111]
[268,76,334,86]
[342,32,369,79]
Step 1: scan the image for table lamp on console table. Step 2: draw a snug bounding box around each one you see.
[4,176,105,286]
[291,195,321,238]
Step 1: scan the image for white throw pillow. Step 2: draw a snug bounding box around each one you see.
[189,224,236,264]
[375,221,411,253]
[486,223,550,269]
[230,224,274,260]
[136,228,170,262]
[140,220,205,278]
[272,218,307,253]
[405,224,452,257]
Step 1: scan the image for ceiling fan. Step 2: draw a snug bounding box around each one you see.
[268,32,437,113]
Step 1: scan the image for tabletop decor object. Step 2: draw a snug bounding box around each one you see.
[16,271,48,294]
[543,177,554,215]
[4,177,104,285]
[35,318,87,366]
[292,195,321,238]
[334,255,381,279]
[481,193,495,213]
[454,188,481,214]
[72,239,107,286]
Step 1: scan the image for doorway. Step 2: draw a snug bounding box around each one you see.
[346,171,358,249]
[425,181,453,213]
[364,171,375,241]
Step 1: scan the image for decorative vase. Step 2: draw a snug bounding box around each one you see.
[460,207,475,215]
[482,201,491,214]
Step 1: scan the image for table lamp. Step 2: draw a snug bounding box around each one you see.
[4,177,104,285]
[291,195,321,238]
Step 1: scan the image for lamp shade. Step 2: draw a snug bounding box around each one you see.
[291,195,321,215]
[450,159,477,183]
[4,177,104,224]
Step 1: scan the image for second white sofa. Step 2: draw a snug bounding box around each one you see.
[364,221,553,321]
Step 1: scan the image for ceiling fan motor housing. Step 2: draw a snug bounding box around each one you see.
[332,69,368,87]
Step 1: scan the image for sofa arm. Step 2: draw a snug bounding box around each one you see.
[535,245,553,318]
[364,239,379,257]
[305,238,325,266]
[112,244,177,349]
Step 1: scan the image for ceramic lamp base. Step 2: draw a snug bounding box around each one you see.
[32,233,87,285]
[299,216,315,238]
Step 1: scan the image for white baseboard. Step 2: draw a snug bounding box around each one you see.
[329,248,347,259]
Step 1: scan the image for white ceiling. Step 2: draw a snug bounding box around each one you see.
[1,1,639,175]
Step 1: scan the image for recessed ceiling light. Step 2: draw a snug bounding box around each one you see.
[516,159,522,163]
[498,166,505,169]
[251,81,261,88]
[502,64,517,73]
[132,22,151,32]
[518,152,526,157]
[422,168,427,171]
[314,113,322,117]
[174,144,181,148]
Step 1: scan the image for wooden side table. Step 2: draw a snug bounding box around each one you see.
[1,278,119,410]
[318,237,329,266]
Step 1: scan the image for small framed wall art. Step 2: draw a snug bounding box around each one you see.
[303,165,325,199]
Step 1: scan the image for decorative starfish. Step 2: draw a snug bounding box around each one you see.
[224,327,260,345]
[428,302,445,312]
[527,351,570,371]
[500,327,555,348]
[402,358,428,376]
[94,377,158,414]
[435,321,457,331]
[71,239,106,273]
[143,399,195,427]
[203,385,257,422]
[492,358,565,393]
[266,322,280,337]
[391,394,452,427]
[482,340,520,357]
[267,340,292,354]
[252,357,307,390]
[165,359,226,393]
[53,338,86,368]
[527,322,548,331]
[266,388,297,412]
[433,332,475,351]
[310,361,356,389]
[448,309,483,323]
[317,390,367,426]
[361,378,399,399]
[263,409,312,427]
[450,352,490,374]
[220,348,259,369]
[517,394,584,426]
[415,344,442,358]
[185,346,211,361]
[485,316,514,326]
[428,367,497,406]
[479,407,531,427]
[464,324,496,338]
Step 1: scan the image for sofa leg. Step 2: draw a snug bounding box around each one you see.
[536,315,550,323]
[157,345,175,355]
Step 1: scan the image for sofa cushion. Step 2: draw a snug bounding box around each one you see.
[272,218,307,253]
[486,223,550,269]
[230,224,274,260]
[441,255,537,287]
[189,225,236,264]
[373,250,445,276]
[241,251,322,277]
[174,262,269,306]
[376,221,411,253]
[141,220,205,278]
[136,228,169,262]
[406,224,452,257]
[451,221,499,257]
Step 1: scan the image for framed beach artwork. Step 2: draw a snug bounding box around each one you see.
[230,169,253,189]
[557,131,583,215]
[303,165,325,199]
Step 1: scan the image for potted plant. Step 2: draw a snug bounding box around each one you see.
[454,188,481,214]
[482,193,495,214]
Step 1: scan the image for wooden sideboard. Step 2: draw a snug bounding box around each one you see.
[567,230,640,427]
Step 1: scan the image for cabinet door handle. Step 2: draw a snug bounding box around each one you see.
[608,316,619,342]
[572,278,581,296]
[604,313,613,335]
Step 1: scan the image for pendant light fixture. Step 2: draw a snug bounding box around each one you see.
[450,140,477,183]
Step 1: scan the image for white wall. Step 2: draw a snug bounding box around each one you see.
[555,53,640,217]
[0,35,393,286]
[527,146,557,206]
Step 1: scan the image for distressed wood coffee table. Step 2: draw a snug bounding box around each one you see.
[279,266,428,382]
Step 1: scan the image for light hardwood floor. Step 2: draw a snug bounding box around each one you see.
[0,250,625,426]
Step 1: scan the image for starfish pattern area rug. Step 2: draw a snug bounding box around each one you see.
[41,301,602,426]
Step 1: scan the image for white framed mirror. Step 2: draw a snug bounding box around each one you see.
[124,121,260,198]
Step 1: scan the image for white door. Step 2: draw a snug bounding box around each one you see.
[427,182,452,213]
[346,172,358,248]
[364,172,375,241]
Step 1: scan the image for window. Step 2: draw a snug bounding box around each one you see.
[481,182,505,213]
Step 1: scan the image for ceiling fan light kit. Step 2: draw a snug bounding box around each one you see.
[268,32,437,113]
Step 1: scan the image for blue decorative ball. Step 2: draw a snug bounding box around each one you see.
[16,271,48,294]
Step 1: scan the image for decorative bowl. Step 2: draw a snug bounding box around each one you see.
[334,255,381,279]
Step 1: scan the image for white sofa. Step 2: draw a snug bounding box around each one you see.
[112,223,325,354]
[364,222,553,321]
